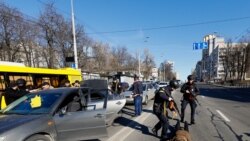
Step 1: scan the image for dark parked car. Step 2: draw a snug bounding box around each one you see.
[0,87,108,141]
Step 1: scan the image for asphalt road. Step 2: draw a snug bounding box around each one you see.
[99,84,250,141]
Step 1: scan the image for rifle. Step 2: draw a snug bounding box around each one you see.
[165,90,181,118]
[189,86,201,106]
[169,98,181,117]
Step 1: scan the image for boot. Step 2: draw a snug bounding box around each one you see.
[151,128,158,136]
[181,117,184,123]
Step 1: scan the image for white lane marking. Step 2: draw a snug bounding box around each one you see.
[107,106,153,141]
[216,110,230,122]
[234,96,242,99]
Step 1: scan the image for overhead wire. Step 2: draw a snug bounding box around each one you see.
[86,16,250,34]
[2,1,250,43]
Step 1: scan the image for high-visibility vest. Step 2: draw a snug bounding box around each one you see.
[163,101,167,116]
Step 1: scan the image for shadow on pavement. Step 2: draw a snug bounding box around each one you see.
[112,116,159,138]
[112,116,177,140]
[121,109,134,117]
[142,109,153,113]
[123,106,134,111]
[244,132,250,137]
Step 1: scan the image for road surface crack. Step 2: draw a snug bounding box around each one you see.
[207,108,244,141]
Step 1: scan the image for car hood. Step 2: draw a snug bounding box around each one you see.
[0,114,44,133]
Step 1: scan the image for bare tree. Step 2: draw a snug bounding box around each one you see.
[0,3,22,61]
[110,46,130,71]
[142,48,155,80]
[91,42,110,72]
[75,26,93,70]
[221,41,232,81]
[158,61,175,81]
[17,20,40,67]
[38,4,64,68]
[243,43,250,80]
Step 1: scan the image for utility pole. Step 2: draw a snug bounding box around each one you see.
[71,0,78,69]
[163,62,165,81]
[138,51,141,76]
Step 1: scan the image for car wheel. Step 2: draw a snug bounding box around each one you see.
[25,134,51,141]
[143,96,148,105]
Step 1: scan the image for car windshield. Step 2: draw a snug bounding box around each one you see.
[1,92,62,115]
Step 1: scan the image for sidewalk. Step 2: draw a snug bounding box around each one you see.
[209,83,250,89]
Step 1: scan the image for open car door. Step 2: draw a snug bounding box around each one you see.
[53,88,107,141]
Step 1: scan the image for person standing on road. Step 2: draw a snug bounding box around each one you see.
[180,75,200,124]
[152,80,178,140]
[111,77,122,94]
[131,74,143,117]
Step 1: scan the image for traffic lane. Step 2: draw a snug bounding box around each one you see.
[193,85,250,141]
[198,84,250,127]
[199,84,250,103]
[105,89,221,141]
[172,89,223,141]
[102,86,250,141]
[108,90,182,141]
[100,98,159,141]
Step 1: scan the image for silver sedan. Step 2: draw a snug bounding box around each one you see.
[0,88,108,141]
[121,83,155,105]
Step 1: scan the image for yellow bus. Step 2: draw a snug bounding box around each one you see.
[0,62,82,92]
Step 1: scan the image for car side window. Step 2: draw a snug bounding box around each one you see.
[90,91,104,102]
[57,92,83,113]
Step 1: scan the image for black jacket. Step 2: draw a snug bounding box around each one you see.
[153,86,172,113]
[180,82,199,101]
[131,81,143,95]
[4,88,29,105]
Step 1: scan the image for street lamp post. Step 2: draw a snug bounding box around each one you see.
[164,62,165,81]
[138,51,141,76]
[71,0,78,69]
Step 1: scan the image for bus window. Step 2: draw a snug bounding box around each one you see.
[51,77,59,87]
[0,62,82,91]
[9,75,33,86]
[0,75,6,91]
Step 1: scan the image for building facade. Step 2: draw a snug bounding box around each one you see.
[197,34,250,81]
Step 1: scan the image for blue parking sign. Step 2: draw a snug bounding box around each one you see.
[203,42,208,49]
[193,43,198,50]
[193,42,208,50]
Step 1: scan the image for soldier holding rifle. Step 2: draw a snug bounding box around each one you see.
[180,75,200,124]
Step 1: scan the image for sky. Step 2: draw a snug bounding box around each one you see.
[3,0,250,81]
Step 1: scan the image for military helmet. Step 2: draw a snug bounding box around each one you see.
[16,78,26,87]
[187,75,194,81]
[169,80,178,89]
